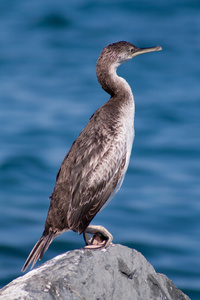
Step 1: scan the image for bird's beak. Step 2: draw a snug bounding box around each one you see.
[131,46,162,58]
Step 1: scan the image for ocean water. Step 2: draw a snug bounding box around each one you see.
[0,0,199,298]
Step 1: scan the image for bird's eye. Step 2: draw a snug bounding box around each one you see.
[130,48,134,54]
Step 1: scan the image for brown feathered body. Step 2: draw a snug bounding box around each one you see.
[22,41,161,272]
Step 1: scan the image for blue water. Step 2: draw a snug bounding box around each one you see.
[0,0,199,298]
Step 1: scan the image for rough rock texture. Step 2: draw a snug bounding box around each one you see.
[0,244,190,300]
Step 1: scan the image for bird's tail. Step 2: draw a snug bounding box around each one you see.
[21,231,56,272]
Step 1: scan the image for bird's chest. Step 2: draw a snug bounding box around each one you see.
[120,100,135,162]
[98,101,135,212]
[113,100,135,189]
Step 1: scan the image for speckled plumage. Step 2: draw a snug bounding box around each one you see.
[22,41,161,272]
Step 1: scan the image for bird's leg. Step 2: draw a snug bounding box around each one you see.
[83,225,113,249]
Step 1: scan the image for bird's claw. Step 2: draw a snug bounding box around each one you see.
[83,225,113,249]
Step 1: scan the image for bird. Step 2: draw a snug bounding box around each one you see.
[22,41,162,272]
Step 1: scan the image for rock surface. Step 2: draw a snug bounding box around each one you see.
[0,244,190,300]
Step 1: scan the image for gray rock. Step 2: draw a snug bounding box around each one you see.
[0,244,190,300]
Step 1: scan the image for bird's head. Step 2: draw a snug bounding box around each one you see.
[98,41,162,67]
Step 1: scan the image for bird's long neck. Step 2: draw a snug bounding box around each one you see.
[96,58,133,104]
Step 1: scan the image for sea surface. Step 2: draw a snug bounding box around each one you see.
[0,0,199,298]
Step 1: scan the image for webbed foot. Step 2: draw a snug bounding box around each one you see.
[83,225,113,249]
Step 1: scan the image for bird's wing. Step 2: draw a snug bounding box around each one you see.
[68,132,127,233]
[54,112,127,233]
